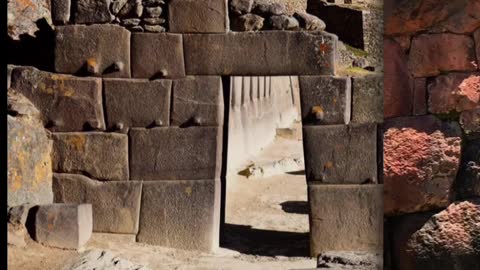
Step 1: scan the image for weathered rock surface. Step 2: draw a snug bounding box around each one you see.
[456,139,480,199]
[7,0,53,40]
[309,184,383,256]
[413,78,427,116]
[303,124,377,184]
[409,34,477,78]
[460,109,480,134]
[131,33,185,78]
[53,173,142,234]
[137,180,220,252]
[383,116,462,215]
[392,199,480,270]
[231,13,265,31]
[52,0,71,24]
[55,25,131,78]
[384,0,480,35]
[32,204,93,249]
[269,15,299,30]
[351,74,383,124]
[129,127,222,180]
[171,76,224,127]
[63,249,150,270]
[184,31,337,75]
[104,78,171,130]
[428,72,480,114]
[384,38,412,118]
[8,90,53,207]
[8,204,33,226]
[253,1,286,16]
[299,76,351,125]
[230,0,254,15]
[294,12,325,31]
[317,251,383,269]
[475,29,480,67]
[11,66,105,132]
[74,0,113,24]
[8,223,27,247]
[169,0,228,33]
[52,132,129,181]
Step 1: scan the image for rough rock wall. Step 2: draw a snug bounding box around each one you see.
[383,1,480,269]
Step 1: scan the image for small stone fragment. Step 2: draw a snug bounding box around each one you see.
[143,24,165,32]
[144,6,162,17]
[75,0,113,24]
[122,18,141,26]
[143,17,165,25]
[52,0,71,24]
[294,12,325,31]
[230,0,254,15]
[111,0,129,14]
[8,204,33,226]
[253,1,286,16]
[269,15,300,30]
[232,13,264,31]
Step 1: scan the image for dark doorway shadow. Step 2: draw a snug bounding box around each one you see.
[280,201,309,214]
[221,223,310,257]
[286,170,305,175]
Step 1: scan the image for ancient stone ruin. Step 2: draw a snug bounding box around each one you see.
[7,0,384,268]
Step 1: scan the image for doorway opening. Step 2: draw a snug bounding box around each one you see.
[220,76,309,257]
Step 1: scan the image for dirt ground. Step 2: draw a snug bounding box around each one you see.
[8,129,314,270]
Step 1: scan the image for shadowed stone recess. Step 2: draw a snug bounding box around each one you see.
[52,132,129,181]
[303,124,377,184]
[183,31,336,75]
[129,127,223,180]
[53,173,142,234]
[137,180,220,252]
[104,78,172,130]
[54,25,131,78]
[11,66,105,132]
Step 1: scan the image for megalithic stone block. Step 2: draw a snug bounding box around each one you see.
[11,66,105,132]
[308,184,383,256]
[104,78,172,130]
[302,124,377,184]
[351,73,383,124]
[171,76,224,127]
[131,33,185,79]
[53,173,142,234]
[32,203,93,250]
[183,31,337,75]
[299,76,351,125]
[54,25,131,78]
[52,132,129,181]
[137,180,220,252]
[169,0,228,33]
[129,127,222,180]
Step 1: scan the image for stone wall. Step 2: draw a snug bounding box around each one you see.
[7,0,383,258]
[383,1,480,269]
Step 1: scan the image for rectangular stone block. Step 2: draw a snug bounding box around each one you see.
[52,0,71,24]
[302,124,377,184]
[171,76,224,126]
[74,0,112,24]
[53,173,142,234]
[55,25,131,78]
[184,31,336,75]
[33,203,92,249]
[409,34,477,77]
[309,184,383,256]
[52,132,129,181]
[129,127,222,180]
[169,0,228,33]
[131,33,185,79]
[351,74,383,124]
[299,76,351,125]
[11,66,105,132]
[137,180,220,252]
[104,78,171,131]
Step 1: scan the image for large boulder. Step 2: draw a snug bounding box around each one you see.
[383,116,462,215]
[8,89,53,207]
[7,0,53,40]
[392,199,480,270]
